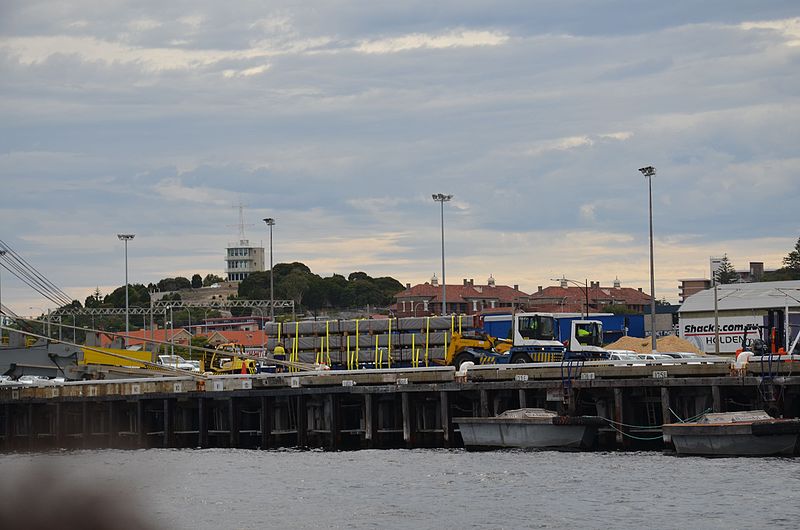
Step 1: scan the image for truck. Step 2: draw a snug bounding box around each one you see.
[444,312,566,369]
[481,312,610,361]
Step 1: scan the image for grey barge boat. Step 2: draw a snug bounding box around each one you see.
[454,408,605,450]
[663,410,800,456]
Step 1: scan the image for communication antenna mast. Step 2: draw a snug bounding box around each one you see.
[228,203,254,239]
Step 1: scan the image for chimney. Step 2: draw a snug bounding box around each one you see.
[463,279,468,286]
[406,283,411,289]
[514,284,519,291]
[538,286,543,293]
[638,287,643,292]
[469,279,474,286]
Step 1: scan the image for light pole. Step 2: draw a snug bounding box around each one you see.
[552,277,589,318]
[638,166,657,353]
[0,250,6,326]
[117,234,135,346]
[432,193,452,316]
[263,218,275,321]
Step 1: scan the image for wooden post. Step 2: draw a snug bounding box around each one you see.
[329,393,341,450]
[198,398,208,448]
[107,401,116,448]
[260,396,271,450]
[440,391,452,447]
[518,389,527,409]
[82,401,90,449]
[296,395,308,448]
[55,402,64,448]
[613,388,624,448]
[3,404,11,451]
[364,393,375,448]
[163,399,173,448]
[480,389,490,418]
[712,385,722,413]
[660,387,671,424]
[402,392,412,447]
[27,403,35,450]
[660,387,671,444]
[137,399,145,448]
[229,398,239,448]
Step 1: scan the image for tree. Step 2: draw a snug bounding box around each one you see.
[783,236,800,271]
[191,274,203,289]
[203,273,224,287]
[157,277,191,292]
[714,255,739,285]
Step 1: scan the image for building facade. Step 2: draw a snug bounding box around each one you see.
[528,278,653,314]
[225,239,265,282]
[394,275,531,316]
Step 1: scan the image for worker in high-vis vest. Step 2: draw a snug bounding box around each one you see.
[273,342,286,372]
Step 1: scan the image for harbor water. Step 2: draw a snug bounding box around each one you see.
[1,449,798,529]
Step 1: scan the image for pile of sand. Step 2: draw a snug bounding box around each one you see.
[605,335,703,354]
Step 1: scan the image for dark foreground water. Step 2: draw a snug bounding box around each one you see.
[1,449,798,529]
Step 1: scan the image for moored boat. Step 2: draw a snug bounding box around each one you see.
[663,410,800,456]
[454,408,605,451]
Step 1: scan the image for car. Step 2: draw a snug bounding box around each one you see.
[158,355,201,372]
[636,353,675,362]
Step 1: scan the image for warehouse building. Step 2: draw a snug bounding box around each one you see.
[677,281,800,354]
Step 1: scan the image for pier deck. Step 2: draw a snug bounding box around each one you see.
[2,358,799,452]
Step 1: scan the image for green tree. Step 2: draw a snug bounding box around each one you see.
[714,255,739,285]
[191,274,203,289]
[157,277,191,292]
[783,236,800,271]
[202,273,224,287]
[104,284,151,307]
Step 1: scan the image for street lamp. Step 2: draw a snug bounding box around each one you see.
[263,218,275,321]
[551,277,589,318]
[0,250,6,326]
[432,193,452,316]
[638,166,657,353]
[117,234,135,346]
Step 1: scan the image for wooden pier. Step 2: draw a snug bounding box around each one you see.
[2,359,799,451]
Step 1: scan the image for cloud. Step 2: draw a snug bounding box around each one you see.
[355,30,509,54]
[740,17,800,46]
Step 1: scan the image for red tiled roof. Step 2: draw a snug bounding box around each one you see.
[395,282,530,303]
[529,285,652,312]
[211,330,270,348]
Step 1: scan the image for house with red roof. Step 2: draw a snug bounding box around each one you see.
[394,275,532,316]
[528,278,653,314]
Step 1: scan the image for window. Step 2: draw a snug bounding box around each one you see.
[575,322,602,347]
[517,315,555,340]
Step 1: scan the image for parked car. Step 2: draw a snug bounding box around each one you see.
[158,355,201,372]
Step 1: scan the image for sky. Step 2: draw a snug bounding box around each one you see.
[1,1,800,314]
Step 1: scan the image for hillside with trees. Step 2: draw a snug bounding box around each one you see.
[237,262,404,313]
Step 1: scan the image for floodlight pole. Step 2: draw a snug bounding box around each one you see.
[263,218,275,321]
[117,234,135,347]
[639,166,657,353]
[432,194,453,316]
[0,250,6,326]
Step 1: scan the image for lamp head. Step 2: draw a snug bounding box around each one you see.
[432,193,453,202]
[263,218,275,226]
[638,166,656,178]
[117,234,135,241]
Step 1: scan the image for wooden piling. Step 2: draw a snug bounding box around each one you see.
[614,388,624,447]
[401,392,412,447]
[480,389,490,418]
[439,391,452,447]
[198,398,208,448]
[712,385,722,413]
[260,396,271,449]
[364,393,375,448]
[296,395,308,448]
[229,398,239,448]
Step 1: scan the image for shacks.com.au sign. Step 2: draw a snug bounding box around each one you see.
[679,316,762,354]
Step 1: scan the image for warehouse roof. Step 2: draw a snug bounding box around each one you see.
[678,280,800,313]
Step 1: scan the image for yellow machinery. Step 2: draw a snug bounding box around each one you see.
[201,343,257,374]
[80,347,151,368]
[438,331,512,369]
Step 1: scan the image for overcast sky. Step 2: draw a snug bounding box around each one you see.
[1,1,799,313]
